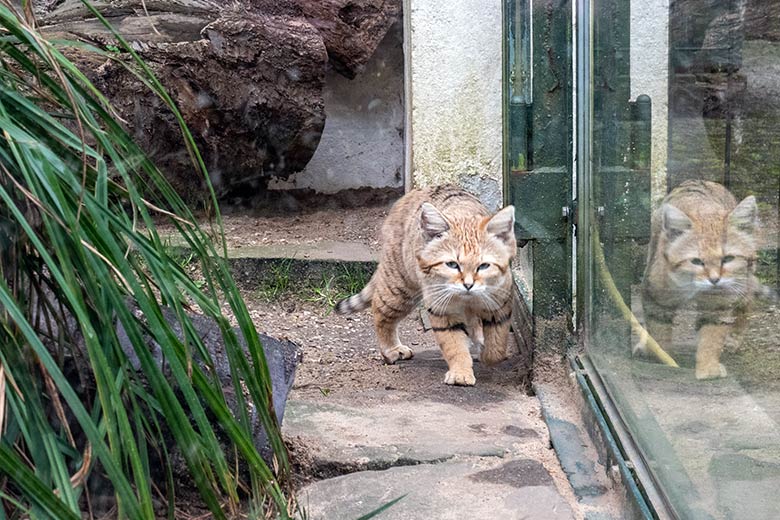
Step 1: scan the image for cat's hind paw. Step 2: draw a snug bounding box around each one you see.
[444,369,476,386]
[479,346,508,366]
[381,344,414,364]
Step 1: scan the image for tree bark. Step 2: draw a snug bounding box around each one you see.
[299,0,403,79]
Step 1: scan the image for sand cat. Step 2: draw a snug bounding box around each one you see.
[638,180,758,379]
[336,185,516,386]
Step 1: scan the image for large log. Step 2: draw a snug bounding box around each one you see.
[298,0,403,78]
[35,0,401,202]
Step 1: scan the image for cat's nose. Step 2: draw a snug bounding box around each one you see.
[463,282,474,291]
[707,269,721,285]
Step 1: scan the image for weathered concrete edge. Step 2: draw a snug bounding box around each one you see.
[228,257,377,294]
[225,241,377,263]
[535,358,656,520]
[160,234,378,263]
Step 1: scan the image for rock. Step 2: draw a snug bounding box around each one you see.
[40,294,299,468]
[299,460,576,520]
[117,305,300,461]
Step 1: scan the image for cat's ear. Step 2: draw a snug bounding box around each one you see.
[662,204,692,238]
[486,205,516,244]
[729,195,757,231]
[420,203,449,239]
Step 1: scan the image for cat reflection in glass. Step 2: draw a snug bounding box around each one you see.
[636,180,761,379]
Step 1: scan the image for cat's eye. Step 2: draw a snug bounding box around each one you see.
[477,263,491,271]
[722,255,735,264]
[691,258,704,266]
[445,261,460,270]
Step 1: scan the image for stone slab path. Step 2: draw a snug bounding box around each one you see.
[282,338,625,520]
[287,388,580,519]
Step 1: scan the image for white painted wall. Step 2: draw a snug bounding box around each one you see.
[630,0,670,204]
[405,0,504,211]
[269,22,405,194]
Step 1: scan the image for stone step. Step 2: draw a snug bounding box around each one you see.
[224,240,376,263]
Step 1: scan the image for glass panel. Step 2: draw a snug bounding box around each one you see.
[585,0,780,517]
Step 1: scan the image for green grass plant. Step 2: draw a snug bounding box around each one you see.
[256,257,296,301]
[0,2,292,517]
[305,265,370,309]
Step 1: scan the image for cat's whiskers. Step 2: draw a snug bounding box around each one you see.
[485,285,511,299]
[482,298,502,313]
[427,286,458,316]
[692,277,749,297]
[721,278,751,298]
[433,291,458,317]
[479,292,504,312]
[426,292,449,315]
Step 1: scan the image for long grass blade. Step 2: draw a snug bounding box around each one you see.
[0,2,293,518]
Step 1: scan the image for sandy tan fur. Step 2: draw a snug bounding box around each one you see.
[639,180,758,379]
[336,185,517,386]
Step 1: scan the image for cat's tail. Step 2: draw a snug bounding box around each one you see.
[334,276,375,314]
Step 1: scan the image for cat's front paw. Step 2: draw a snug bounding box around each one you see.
[695,363,727,380]
[444,369,476,386]
[381,345,414,364]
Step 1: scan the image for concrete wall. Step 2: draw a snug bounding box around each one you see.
[405,0,504,211]
[631,0,670,204]
[269,22,405,194]
[270,3,505,208]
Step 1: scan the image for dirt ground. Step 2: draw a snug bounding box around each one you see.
[156,188,397,255]
[215,205,385,254]
[243,294,528,412]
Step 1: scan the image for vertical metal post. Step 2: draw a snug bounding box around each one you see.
[576,0,593,333]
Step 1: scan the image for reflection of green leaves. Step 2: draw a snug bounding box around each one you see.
[512,152,527,171]
[0,4,291,519]
[756,249,778,287]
